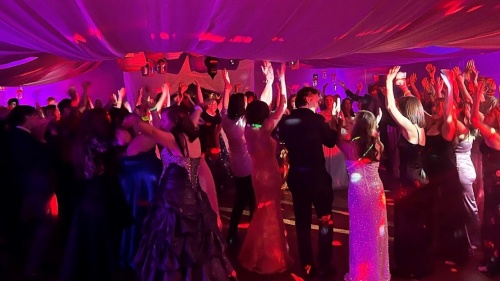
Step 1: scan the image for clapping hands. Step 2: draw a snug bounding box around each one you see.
[262,61,274,83]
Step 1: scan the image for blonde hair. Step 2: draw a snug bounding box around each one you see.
[397,96,426,128]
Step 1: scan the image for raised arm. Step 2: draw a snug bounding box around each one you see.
[452,66,473,104]
[471,82,500,149]
[264,63,286,131]
[123,114,177,150]
[78,81,92,112]
[385,66,420,136]
[194,80,205,104]
[115,87,126,109]
[408,73,422,100]
[440,70,456,141]
[155,83,170,112]
[339,80,361,102]
[221,70,232,110]
[190,105,204,129]
[259,61,274,106]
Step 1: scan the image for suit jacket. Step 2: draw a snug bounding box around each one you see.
[277,108,337,170]
[4,127,54,222]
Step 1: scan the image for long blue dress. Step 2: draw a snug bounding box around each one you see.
[118,148,162,268]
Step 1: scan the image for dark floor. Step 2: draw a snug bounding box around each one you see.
[2,171,500,281]
[216,171,500,281]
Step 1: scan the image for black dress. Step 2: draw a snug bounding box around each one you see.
[479,142,500,273]
[423,134,468,264]
[393,131,433,278]
[118,149,162,268]
[60,174,132,281]
[134,148,234,281]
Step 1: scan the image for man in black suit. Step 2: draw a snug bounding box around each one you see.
[277,87,338,277]
[2,106,54,278]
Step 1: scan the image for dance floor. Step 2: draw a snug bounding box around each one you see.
[2,172,500,281]
[217,173,500,281]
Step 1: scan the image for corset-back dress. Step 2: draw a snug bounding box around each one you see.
[134,148,234,281]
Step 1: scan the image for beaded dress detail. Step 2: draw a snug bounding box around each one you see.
[344,160,390,281]
[134,148,235,281]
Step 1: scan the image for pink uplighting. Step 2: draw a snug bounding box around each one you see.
[160,32,170,40]
[237,222,250,229]
[199,33,226,43]
[72,33,87,43]
[229,36,252,43]
[88,28,102,40]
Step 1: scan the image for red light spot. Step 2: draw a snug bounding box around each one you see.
[442,0,465,16]
[150,33,156,39]
[49,193,58,217]
[229,36,252,43]
[339,33,348,39]
[398,22,412,31]
[160,32,169,40]
[272,37,284,42]
[73,33,86,43]
[332,240,342,246]
[88,28,102,40]
[357,262,370,279]
[237,222,250,229]
[356,31,367,37]
[199,33,226,43]
[467,5,483,12]
[291,273,304,281]
[386,24,400,33]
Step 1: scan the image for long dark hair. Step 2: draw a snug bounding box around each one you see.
[341,98,355,117]
[227,93,246,120]
[245,100,270,126]
[161,106,199,156]
[351,110,379,161]
[73,108,116,180]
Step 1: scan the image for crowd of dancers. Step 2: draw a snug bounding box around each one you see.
[0,60,499,281]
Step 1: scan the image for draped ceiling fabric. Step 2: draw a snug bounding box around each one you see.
[1,0,500,85]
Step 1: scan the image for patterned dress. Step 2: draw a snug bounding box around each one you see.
[134,148,234,281]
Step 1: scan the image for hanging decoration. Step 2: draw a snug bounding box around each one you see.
[204,56,219,79]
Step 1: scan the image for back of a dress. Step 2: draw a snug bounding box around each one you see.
[239,126,292,274]
[134,147,234,281]
[344,158,390,281]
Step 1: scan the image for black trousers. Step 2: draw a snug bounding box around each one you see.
[228,175,255,236]
[393,186,434,277]
[288,168,334,268]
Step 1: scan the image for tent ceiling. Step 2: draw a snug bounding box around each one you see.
[1,0,500,68]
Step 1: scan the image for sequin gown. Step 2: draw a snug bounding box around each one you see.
[344,160,390,281]
[134,148,234,281]
[238,126,292,274]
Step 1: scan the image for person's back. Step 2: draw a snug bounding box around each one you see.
[278,108,336,169]
[276,87,337,278]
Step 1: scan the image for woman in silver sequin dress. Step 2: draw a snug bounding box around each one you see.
[337,110,390,281]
